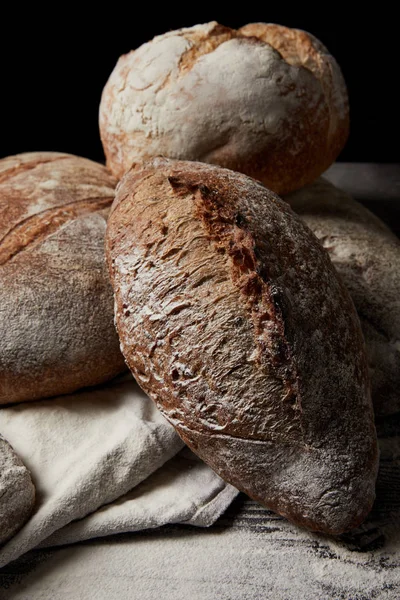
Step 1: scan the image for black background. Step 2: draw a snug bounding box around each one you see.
[1,10,397,164]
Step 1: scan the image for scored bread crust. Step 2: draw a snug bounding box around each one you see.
[0,434,35,544]
[286,177,400,416]
[0,152,126,404]
[239,23,348,168]
[99,21,349,195]
[106,158,378,534]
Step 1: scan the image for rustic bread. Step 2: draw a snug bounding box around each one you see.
[106,158,378,534]
[99,22,348,195]
[0,152,126,404]
[0,434,35,544]
[286,177,400,416]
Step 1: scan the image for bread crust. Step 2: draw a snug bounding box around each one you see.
[0,152,126,404]
[286,177,400,416]
[0,434,35,544]
[99,22,349,195]
[106,158,378,534]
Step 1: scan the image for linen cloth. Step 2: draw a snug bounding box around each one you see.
[0,375,238,569]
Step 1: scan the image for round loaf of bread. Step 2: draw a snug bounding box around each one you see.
[286,177,400,416]
[99,21,349,195]
[106,158,378,534]
[0,434,35,544]
[0,152,126,404]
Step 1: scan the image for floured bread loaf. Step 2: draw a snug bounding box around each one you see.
[106,158,378,534]
[286,177,400,416]
[99,22,348,195]
[0,152,126,404]
[0,435,35,545]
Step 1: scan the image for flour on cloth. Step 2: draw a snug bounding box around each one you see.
[0,376,238,568]
[38,447,237,548]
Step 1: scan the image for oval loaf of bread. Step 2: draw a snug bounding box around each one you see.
[0,152,126,404]
[106,158,378,534]
[0,434,35,544]
[99,21,348,195]
[286,177,400,416]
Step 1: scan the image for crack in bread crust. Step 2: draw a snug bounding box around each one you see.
[238,23,349,151]
[168,174,301,413]
[177,22,238,74]
[109,169,304,444]
[0,155,70,184]
[0,197,113,265]
[0,152,125,405]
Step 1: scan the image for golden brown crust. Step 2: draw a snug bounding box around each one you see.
[239,23,350,190]
[107,158,378,534]
[0,196,113,265]
[177,22,238,73]
[0,152,126,404]
[99,22,349,195]
[239,23,328,70]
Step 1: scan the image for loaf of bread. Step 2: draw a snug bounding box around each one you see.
[0,434,35,544]
[99,22,348,195]
[0,152,126,404]
[286,177,400,416]
[106,158,378,534]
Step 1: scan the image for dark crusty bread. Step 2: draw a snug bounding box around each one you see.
[0,434,35,544]
[106,158,379,534]
[0,152,126,404]
[286,178,400,416]
[99,21,348,195]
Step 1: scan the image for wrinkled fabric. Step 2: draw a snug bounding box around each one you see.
[0,375,238,568]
